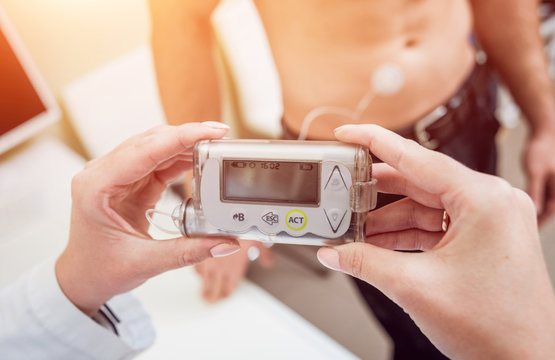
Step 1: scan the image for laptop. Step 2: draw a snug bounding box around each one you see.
[0,4,60,154]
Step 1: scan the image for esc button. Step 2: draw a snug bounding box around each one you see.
[261,211,279,226]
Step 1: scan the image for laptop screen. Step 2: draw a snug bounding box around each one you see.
[0,27,47,137]
[0,5,59,154]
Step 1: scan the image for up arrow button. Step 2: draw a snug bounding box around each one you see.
[324,166,348,191]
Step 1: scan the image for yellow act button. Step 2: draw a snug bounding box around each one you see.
[286,210,307,231]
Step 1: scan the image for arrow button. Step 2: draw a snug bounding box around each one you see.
[324,166,348,191]
[324,208,347,233]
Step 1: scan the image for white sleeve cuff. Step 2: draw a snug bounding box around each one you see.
[26,258,156,359]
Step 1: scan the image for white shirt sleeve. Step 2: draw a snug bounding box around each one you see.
[0,258,156,359]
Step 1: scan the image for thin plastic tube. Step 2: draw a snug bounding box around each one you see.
[297,62,404,140]
[145,209,182,235]
[297,106,355,140]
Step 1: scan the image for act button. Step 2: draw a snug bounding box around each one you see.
[286,210,307,231]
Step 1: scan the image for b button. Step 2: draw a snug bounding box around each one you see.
[231,209,247,223]
[286,210,307,231]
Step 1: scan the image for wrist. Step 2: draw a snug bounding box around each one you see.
[55,250,107,317]
[528,126,555,143]
[524,106,555,136]
[529,122,555,137]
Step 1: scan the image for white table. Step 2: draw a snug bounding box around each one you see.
[136,267,358,360]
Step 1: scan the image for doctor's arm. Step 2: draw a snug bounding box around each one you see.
[0,122,240,359]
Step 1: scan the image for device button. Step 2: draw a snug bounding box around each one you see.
[261,211,279,226]
[324,208,347,233]
[231,209,247,223]
[286,210,307,231]
[325,166,348,191]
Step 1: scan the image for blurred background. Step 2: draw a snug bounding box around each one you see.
[0,0,151,155]
[1,1,555,359]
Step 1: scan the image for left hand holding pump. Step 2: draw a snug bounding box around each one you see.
[56,122,240,316]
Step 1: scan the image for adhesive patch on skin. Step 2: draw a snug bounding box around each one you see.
[371,63,405,96]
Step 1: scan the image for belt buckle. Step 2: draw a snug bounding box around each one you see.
[414,105,447,149]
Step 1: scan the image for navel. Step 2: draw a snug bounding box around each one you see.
[405,37,419,48]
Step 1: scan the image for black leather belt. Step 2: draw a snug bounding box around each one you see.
[396,58,495,149]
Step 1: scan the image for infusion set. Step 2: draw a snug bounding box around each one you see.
[166,140,378,246]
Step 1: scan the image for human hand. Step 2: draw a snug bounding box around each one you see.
[524,130,555,224]
[194,240,275,303]
[56,122,241,316]
[317,124,555,359]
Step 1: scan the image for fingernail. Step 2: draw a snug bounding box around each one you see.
[247,246,260,262]
[334,124,355,133]
[202,121,230,130]
[317,248,342,271]
[210,243,240,258]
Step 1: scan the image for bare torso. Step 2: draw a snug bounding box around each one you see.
[254,0,475,139]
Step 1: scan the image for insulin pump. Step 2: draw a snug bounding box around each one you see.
[170,140,378,246]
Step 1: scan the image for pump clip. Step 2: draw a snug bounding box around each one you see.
[350,179,378,213]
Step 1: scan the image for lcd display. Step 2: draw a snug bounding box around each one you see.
[0,24,47,136]
[223,160,320,205]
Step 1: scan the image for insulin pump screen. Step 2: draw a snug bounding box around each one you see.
[222,160,320,205]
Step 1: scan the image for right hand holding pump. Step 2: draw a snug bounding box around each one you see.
[318,124,555,359]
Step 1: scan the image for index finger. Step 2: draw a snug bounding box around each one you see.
[95,122,229,188]
[334,124,476,198]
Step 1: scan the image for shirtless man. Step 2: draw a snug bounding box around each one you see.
[149,1,555,358]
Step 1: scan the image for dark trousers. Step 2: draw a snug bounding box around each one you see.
[353,73,500,360]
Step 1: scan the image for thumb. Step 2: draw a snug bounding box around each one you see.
[526,167,547,216]
[143,237,241,274]
[317,243,409,296]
